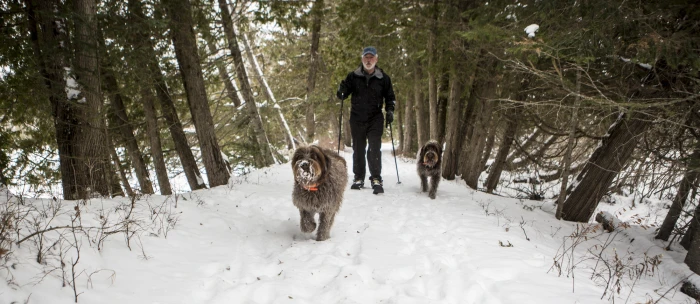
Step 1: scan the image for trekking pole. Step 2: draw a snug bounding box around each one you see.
[389,123,401,184]
[337,97,344,154]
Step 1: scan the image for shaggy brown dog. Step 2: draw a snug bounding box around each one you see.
[417,140,442,199]
[291,145,348,241]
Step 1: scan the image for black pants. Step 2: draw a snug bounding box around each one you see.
[350,115,384,181]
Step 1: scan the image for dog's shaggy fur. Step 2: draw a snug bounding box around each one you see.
[417,140,442,199]
[291,145,348,241]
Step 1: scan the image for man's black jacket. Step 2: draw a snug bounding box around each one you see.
[337,65,396,123]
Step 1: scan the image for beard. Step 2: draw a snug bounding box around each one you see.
[363,61,376,71]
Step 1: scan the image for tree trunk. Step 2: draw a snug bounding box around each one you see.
[241,32,295,151]
[103,64,154,194]
[414,62,429,147]
[457,51,496,188]
[127,0,205,191]
[166,0,231,187]
[72,0,111,198]
[442,65,465,180]
[206,39,241,107]
[656,143,700,240]
[217,0,275,166]
[140,87,172,195]
[27,0,80,199]
[436,69,449,145]
[427,0,439,141]
[561,111,651,222]
[479,125,496,171]
[681,181,700,250]
[485,112,518,193]
[685,204,700,275]
[107,131,131,197]
[304,0,323,143]
[402,83,416,155]
[556,70,582,219]
[461,91,495,189]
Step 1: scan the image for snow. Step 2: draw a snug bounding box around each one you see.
[524,24,539,38]
[64,68,86,103]
[0,143,695,304]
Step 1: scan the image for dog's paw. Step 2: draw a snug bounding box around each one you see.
[301,221,317,233]
[429,193,436,199]
[315,233,330,241]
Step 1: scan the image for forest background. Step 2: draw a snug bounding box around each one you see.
[1,0,700,295]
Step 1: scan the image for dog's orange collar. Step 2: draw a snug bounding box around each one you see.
[302,184,319,191]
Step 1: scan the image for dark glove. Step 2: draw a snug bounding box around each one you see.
[336,81,347,100]
[385,111,394,127]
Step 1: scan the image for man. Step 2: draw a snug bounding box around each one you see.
[336,46,396,194]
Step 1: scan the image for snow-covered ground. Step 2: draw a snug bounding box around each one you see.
[0,143,695,303]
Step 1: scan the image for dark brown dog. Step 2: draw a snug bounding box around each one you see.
[291,145,348,241]
[417,140,442,199]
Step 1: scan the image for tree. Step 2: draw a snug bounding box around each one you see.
[485,109,518,193]
[165,0,231,187]
[304,0,323,143]
[656,140,700,240]
[560,111,651,222]
[241,32,295,151]
[127,0,205,191]
[102,57,154,194]
[216,0,275,166]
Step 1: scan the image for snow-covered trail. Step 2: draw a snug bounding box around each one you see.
[90,144,597,304]
[4,143,688,304]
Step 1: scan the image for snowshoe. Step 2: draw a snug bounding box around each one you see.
[371,178,384,194]
[350,179,364,190]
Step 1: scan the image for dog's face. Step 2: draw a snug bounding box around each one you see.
[420,141,442,167]
[291,146,328,187]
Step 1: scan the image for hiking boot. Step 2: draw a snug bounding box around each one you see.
[371,178,384,194]
[350,179,364,190]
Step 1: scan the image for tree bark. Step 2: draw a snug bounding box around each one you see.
[241,32,295,151]
[140,87,172,195]
[436,69,449,145]
[402,80,416,155]
[461,90,495,189]
[27,0,80,199]
[682,184,700,250]
[561,111,651,222]
[127,0,205,191]
[685,204,700,275]
[457,51,496,188]
[656,143,700,240]
[217,0,275,166]
[427,0,439,141]
[107,131,132,197]
[479,125,496,171]
[442,65,465,180]
[166,0,231,187]
[485,111,518,193]
[414,62,429,148]
[102,63,154,194]
[304,0,323,143]
[72,0,111,198]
